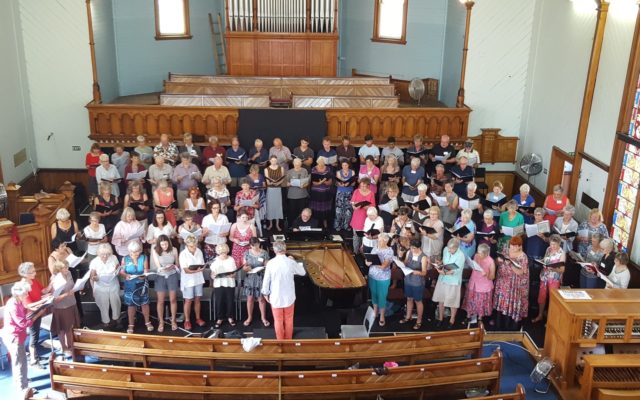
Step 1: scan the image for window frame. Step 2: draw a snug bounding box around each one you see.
[154,0,193,40]
[371,0,408,45]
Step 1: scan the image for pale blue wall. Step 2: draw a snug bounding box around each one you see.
[339,0,447,82]
[440,0,466,107]
[92,0,119,103]
[113,0,221,96]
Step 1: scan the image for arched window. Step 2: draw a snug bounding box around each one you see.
[154,0,192,40]
[372,0,408,45]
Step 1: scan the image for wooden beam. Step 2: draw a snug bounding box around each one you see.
[85,0,101,104]
[457,1,475,108]
[568,1,609,203]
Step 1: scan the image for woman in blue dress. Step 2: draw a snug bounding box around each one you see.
[119,240,152,334]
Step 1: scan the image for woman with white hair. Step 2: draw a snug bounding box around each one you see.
[498,200,525,252]
[95,153,121,197]
[211,243,237,329]
[362,206,384,254]
[433,239,465,329]
[421,206,445,260]
[553,205,579,253]
[18,262,47,365]
[50,207,79,250]
[364,233,394,327]
[451,156,474,197]
[452,208,476,259]
[401,157,424,202]
[2,281,45,398]
[179,235,206,331]
[206,176,232,215]
[89,244,121,329]
[577,208,609,258]
[512,183,536,223]
[83,212,108,258]
[478,209,499,256]
[410,183,432,223]
[462,244,495,325]
[111,207,145,258]
[119,240,152,333]
[461,182,484,222]
[286,158,310,225]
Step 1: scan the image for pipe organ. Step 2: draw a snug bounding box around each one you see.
[225,0,339,76]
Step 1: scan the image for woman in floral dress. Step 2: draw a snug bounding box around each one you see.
[334,160,355,231]
[229,209,256,268]
[241,238,270,327]
[493,236,529,331]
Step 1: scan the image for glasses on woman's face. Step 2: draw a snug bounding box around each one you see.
[211,206,220,210]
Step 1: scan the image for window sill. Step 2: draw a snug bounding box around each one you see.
[155,34,193,41]
[371,37,406,45]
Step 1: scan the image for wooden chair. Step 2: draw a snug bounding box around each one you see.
[51,349,503,400]
[72,325,485,369]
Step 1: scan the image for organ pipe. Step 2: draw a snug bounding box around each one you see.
[226,0,338,33]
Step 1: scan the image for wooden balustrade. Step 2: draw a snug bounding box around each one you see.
[326,107,470,144]
[86,102,470,145]
[0,181,76,287]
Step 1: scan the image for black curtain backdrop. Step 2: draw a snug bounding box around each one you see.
[237,109,327,151]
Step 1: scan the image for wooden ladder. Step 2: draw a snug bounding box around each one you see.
[209,13,227,75]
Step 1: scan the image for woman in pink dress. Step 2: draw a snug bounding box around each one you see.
[350,177,376,253]
[229,209,256,267]
[358,155,381,195]
[462,243,495,324]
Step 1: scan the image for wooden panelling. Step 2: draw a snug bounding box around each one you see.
[353,69,439,103]
[469,128,519,164]
[168,74,389,85]
[326,107,470,144]
[293,95,399,109]
[87,103,469,145]
[160,94,271,108]
[0,222,49,287]
[163,82,396,97]
[485,172,516,198]
[86,103,239,144]
[226,32,338,77]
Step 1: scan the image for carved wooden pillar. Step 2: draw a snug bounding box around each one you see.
[568,0,609,202]
[58,181,77,220]
[33,204,54,254]
[5,183,23,224]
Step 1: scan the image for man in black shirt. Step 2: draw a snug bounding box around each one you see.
[428,134,457,174]
[290,208,320,231]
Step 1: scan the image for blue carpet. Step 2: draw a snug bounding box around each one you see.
[1,335,558,399]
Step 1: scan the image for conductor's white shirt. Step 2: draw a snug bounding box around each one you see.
[261,254,306,308]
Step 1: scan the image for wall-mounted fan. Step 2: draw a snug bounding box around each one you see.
[408,78,425,106]
[519,153,543,183]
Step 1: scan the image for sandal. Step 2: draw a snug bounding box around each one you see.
[262,319,271,327]
[243,319,252,327]
[127,325,134,334]
[228,318,236,327]
[412,322,422,330]
[379,320,386,327]
[195,318,206,327]
[214,320,223,329]
[171,320,179,331]
[145,322,154,332]
[157,322,164,333]
[398,318,410,324]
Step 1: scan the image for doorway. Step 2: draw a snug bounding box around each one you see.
[547,146,574,195]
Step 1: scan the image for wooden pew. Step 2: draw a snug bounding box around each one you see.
[292,95,399,109]
[159,94,270,108]
[163,81,396,97]
[72,326,484,369]
[597,389,640,399]
[463,384,526,400]
[51,350,502,400]
[580,355,640,400]
[168,73,391,86]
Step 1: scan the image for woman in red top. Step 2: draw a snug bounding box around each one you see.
[153,178,177,227]
[18,262,49,366]
[543,184,570,226]
[85,142,102,197]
